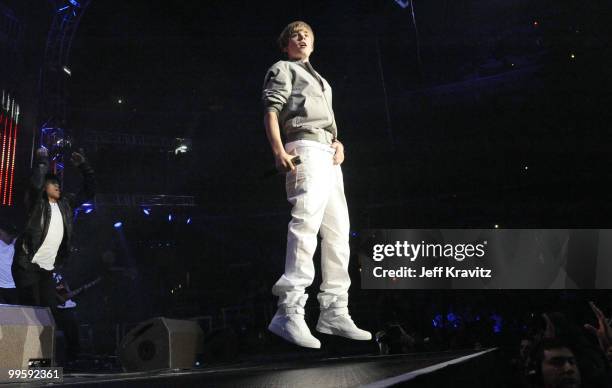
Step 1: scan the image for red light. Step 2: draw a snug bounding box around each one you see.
[2,116,13,205]
[0,111,7,201]
[0,100,19,206]
[7,121,18,206]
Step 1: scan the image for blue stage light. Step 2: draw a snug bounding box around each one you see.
[143,208,151,216]
[432,314,443,328]
[114,222,123,228]
[186,218,192,224]
[85,208,93,214]
[168,214,173,222]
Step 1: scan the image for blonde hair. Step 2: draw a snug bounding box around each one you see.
[277,21,315,52]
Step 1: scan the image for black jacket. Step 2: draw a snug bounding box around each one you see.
[13,155,95,272]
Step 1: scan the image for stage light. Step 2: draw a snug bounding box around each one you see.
[432,314,443,328]
[173,138,192,155]
[186,217,192,224]
[174,145,188,154]
[69,0,81,7]
[117,99,123,104]
[570,53,575,59]
[533,21,539,27]
[494,224,499,229]
[114,222,123,228]
[394,0,410,9]
[491,314,503,333]
[524,165,529,170]
[63,66,72,76]
[85,208,94,214]
[168,214,173,222]
[143,208,151,216]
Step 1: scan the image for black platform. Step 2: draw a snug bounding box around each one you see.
[2,348,505,387]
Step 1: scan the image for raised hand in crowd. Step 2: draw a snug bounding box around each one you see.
[584,301,612,363]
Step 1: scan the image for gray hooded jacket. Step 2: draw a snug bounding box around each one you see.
[262,60,337,145]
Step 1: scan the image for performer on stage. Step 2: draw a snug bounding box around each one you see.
[11,147,95,311]
[262,21,371,348]
[0,222,18,304]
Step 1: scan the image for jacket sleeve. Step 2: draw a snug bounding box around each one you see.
[262,62,292,115]
[68,162,96,209]
[25,155,49,210]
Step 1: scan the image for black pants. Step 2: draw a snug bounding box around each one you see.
[55,308,81,357]
[12,265,58,310]
[12,264,81,358]
[0,287,19,304]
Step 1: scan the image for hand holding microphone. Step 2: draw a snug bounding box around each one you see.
[263,154,302,178]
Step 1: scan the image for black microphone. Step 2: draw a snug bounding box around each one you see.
[262,156,301,178]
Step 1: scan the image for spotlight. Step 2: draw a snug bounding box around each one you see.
[85,208,94,214]
[186,217,192,224]
[114,222,123,229]
[63,66,72,76]
[394,0,410,9]
[173,138,192,155]
[168,214,173,222]
[174,145,188,154]
[143,208,151,216]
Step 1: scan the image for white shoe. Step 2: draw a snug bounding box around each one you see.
[268,309,321,349]
[316,309,372,340]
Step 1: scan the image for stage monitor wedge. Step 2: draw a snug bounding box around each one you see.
[119,317,203,372]
[0,304,56,368]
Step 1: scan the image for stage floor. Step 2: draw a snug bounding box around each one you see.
[3,348,497,387]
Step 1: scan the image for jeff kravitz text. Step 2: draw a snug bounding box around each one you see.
[373,266,492,278]
[370,240,492,280]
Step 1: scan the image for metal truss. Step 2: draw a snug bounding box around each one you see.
[37,0,91,176]
[82,130,192,153]
[92,193,196,208]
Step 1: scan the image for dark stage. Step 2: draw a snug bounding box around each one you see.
[2,349,500,387]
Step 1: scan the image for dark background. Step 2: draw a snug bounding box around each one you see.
[1,0,611,357]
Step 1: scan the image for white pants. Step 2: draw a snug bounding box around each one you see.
[272,140,351,311]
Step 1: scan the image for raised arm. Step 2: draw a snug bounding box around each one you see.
[25,147,50,210]
[67,151,96,209]
[31,147,49,190]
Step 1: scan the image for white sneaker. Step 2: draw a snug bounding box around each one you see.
[268,309,321,349]
[316,309,372,340]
